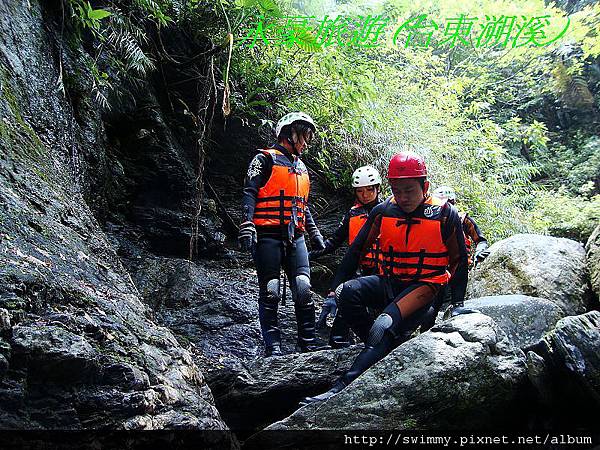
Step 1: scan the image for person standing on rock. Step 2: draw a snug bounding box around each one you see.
[238,112,326,357]
[310,165,383,348]
[301,151,468,403]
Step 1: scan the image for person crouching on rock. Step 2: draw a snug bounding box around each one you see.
[238,112,326,357]
[301,151,468,404]
[310,165,383,348]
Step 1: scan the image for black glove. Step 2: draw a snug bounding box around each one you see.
[474,241,490,263]
[312,234,326,251]
[443,302,480,320]
[316,293,337,329]
[309,247,327,260]
[238,221,257,252]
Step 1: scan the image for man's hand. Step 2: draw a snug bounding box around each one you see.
[316,292,337,329]
[238,221,257,252]
[312,234,326,251]
[443,302,480,320]
[309,247,327,260]
[474,241,490,264]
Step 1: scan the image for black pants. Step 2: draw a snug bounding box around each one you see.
[337,275,440,386]
[253,234,315,351]
[329,265,378,347]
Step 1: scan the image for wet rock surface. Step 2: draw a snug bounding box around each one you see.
[466,295,565,349]
[467,234,593,315]
[529,311,600,426]
[261,314,528,431]
[210,346,362,432]
[0,0,230,434]
[585,224,600,300]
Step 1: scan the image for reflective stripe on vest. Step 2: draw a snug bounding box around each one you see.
[377,197,450,284]
[348,203,378,269]
[252,149,310,231]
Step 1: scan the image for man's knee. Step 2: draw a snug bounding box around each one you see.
[295,274,313,305]
[337,279,362,310]
[261,278,280,305]
[366,313,393,347]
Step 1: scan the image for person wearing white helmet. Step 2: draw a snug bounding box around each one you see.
[310,165,383,348]
[432,186,489,266]
[238,112,325,357]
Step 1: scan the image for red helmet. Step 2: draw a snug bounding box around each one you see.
[387,151,427,179]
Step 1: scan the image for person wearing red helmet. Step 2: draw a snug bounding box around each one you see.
[301,151,468,404]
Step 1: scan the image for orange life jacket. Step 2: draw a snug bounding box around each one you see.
[377,196,450,284]
[348,203,378,269]
[252,149,310,232]
[459,211,473,265]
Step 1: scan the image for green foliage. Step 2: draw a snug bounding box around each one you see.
[535,134,600,196]
[63,0,174,109]
[220,0,600,242]
[69,0,111,35]
[530,191,600,243]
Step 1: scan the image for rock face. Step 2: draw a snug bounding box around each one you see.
[467,234,592,315]
[264,314,527,431]
[585,224,600,300]
[119,250,332,367]
[532,311,600,419]
[467,295,564,349]
[210,346,362,432]
[0,0,229,432]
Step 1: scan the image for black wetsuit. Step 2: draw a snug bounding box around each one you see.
[242,144,320,352]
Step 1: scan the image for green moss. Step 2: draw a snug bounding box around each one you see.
[0,64,46,162]
[401,417,419,429]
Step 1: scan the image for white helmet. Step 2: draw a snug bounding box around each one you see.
[275,112,316,138]
[433,185,456,202]
[352,166,382,188]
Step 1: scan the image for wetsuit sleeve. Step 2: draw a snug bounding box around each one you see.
[331,205,383,289]
[304,206,323,241]
[442,204,468,305]
[320,211,350,255]
[463,215,487,244]
[241,153,272,222]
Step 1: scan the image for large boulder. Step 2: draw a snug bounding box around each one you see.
[262,314,527,431]
[467,234,593,315]
[585,224,600,300]
[531,311,600,420]
[467,295,564,349]
[209,346,361,431]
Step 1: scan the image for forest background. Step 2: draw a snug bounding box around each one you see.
[65,0,600,244]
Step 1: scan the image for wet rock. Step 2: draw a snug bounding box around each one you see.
[210,346,361,431]
[0,308,10,330]
[585,224,600,299]
[466,295,564,349]
[467,234,593,315]
[0,354,8,378]
[263,314,527,431]
[11,325,98,383]
[121,252,331,370]
[0,0,229,428]
[533,311,600,421]
[526,351,554,407]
